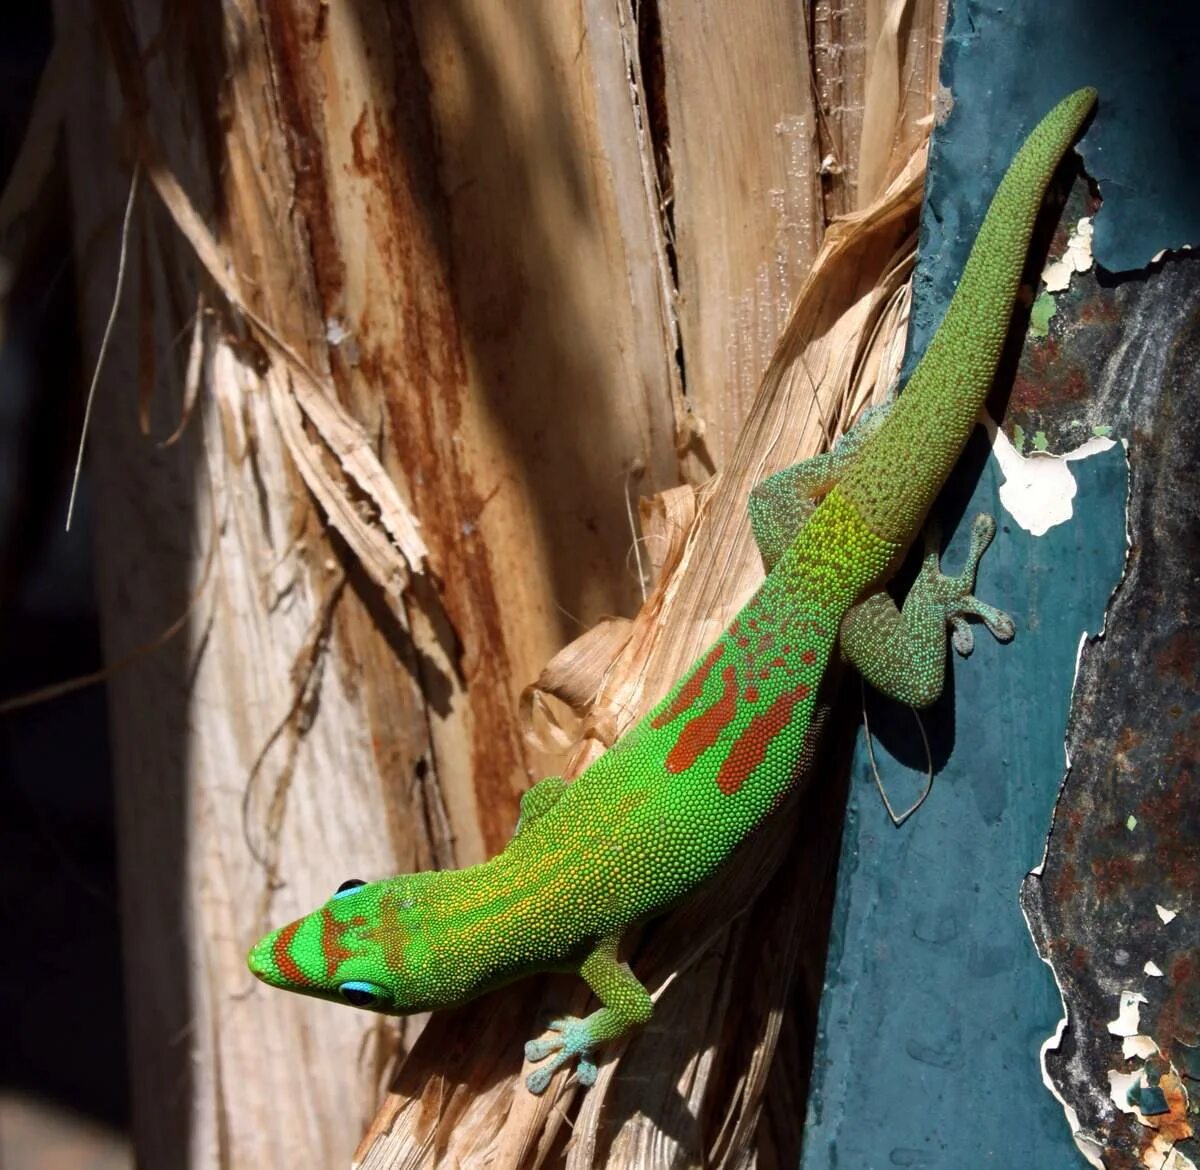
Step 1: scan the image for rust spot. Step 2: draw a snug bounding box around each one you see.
[1089,854,1138,899]
[1155,629,1198,688]
[1077,296,1122,325]
[1052,859,1083,904]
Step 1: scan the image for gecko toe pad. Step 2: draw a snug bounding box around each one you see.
[524,1016,599,1094]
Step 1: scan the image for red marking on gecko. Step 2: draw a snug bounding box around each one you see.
[651,642,725,729]
[320,908,365,980]
[745,686,759,703]
[274,921,312,986]
[666,665,738,773]
[716,682,812,795]
[800,649,817,665]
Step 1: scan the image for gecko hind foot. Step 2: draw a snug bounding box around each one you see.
[524,1017,599,1093]
[923,513,1015,656]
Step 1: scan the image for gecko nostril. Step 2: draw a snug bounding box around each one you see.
[247,943,267,978]
[247,934,281,981]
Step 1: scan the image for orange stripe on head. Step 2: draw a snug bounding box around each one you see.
[666,664,739,774]
[716,682,810,795]
[273,920,313,986]
[320,907,364,980]
[651,642,725,729]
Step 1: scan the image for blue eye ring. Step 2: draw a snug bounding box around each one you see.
[339,981,384,1008]
[333,879,367,898]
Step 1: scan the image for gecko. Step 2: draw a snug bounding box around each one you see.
[248,88,1097,1095]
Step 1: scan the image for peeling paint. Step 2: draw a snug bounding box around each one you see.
[1029,291,1057,338]
[1108,1056,1191,1123]
[1124,1034,1160,1060]
[1109,1068,1145,1115]
[1153,1144,1199,1170]
[1147,961,1165,977]
[1106,986,1196,1168]
[1157,904,1179,925]
[1072,1132,1108,1170]
[1109,989,1149,1037]
[1033,953,1107,1169]
[988,419,1118,536]
[1043,216,1095,292]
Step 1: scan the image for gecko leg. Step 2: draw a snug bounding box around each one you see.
[840,513,1015,708]
[748,403,891,570]
[524,935,652,1093]
[511,775,567,838]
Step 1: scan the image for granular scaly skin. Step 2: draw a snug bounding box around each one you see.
[839,86,1097,543]
[248,88,1098,1094]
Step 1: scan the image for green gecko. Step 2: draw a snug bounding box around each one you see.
[248,88,1097,1095]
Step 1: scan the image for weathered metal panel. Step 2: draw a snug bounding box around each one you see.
[801,1,1200,1166]
[1022,259,1200,1170]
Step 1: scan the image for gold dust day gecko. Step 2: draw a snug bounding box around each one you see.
[248,88,1098,1095]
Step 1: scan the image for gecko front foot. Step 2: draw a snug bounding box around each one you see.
[524,1017,599,1093]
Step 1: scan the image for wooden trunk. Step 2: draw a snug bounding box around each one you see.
[53,1,944,1165]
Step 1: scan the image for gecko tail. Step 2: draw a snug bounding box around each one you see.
[836,86,1098,546]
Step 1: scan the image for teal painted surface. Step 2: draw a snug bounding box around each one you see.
[909,2,1200,341]
[798,2,1143,1159]
[801,445,1128,1167]
[798,1,1200,1158]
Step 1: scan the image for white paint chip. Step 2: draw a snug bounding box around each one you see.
[1122,1034,1158,1060]
[989,424,1117,537]
[1158,1144,1200,1170]
[1043,217,1094,292]
[1107,990,1147,1037]
[1145,960,1164,977]
[1157,904,1179,925]
[1108,1068,1141,1115]
[1071,1133,1106,1170]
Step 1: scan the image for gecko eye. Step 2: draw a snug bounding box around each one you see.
[333,879,367,898]
[338,981,384,1008]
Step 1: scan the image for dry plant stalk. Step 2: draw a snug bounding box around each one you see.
[34,0,947,1167]
[357,147,928,1170]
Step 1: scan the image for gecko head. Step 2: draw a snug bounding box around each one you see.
[247,872,454,1014]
